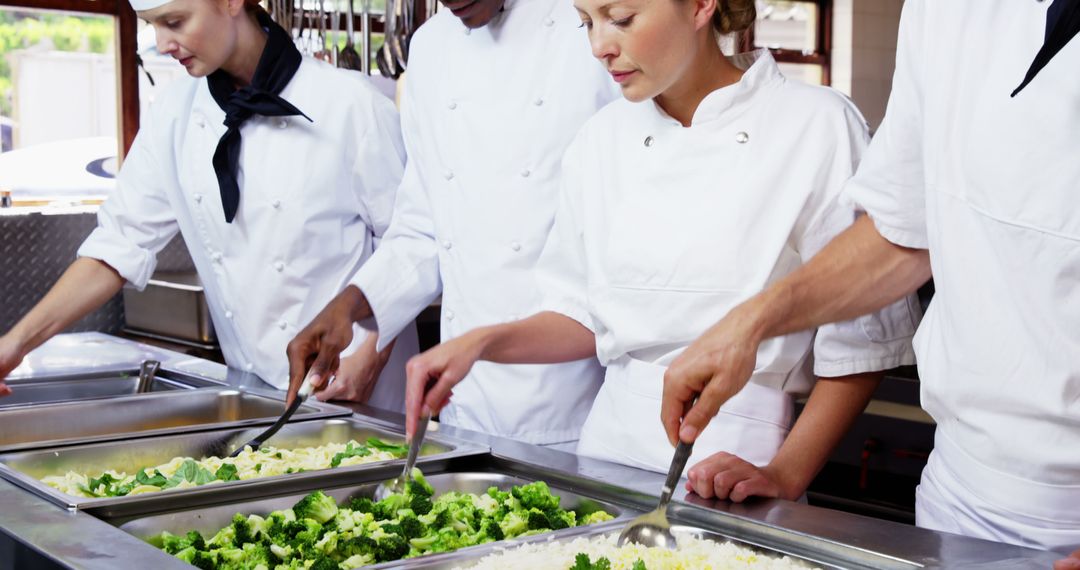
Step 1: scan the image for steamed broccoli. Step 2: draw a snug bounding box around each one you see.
[482,520,505,541]
[406,467,435,497]
[174,546,217,570]
[292,491,339,524]
[340,553,375,569]
[214,542,274,570]
[231,512,256,545]
[344,496,377,515]
[580,510,615,525]
[397,514,425,540]
[512,480,561,512]
[374,534,409,562]
[307,554,340,570]
[526,508,552,531]
[410,493,434,515]
[159,530,206,555]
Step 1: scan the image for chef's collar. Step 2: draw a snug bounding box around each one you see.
[651,48,782,127]
[129,0,171,11]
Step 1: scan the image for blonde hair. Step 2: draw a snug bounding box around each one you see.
[713,0,755,34]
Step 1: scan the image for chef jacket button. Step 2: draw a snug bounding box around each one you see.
[212,252,223,262]
[445,310,455,321]
[444,170,454,181]
[225,310,234,319]
[533,98,544,106]
[274,261,285,272]
[510,241,522,252]
[464,28,471,35]
[194,117,205,128]
[520,169,531,178]
[194,193,203,204]
[448,101,457,110]
[644,136,654,147]
[272,200,282,209]
[278,320,288,330]
[544,17,554,26]
[735,131,750,144]
[442,240,453,250]
[278,118,289,129]
[245,363,254,371]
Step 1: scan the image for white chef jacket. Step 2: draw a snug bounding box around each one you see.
[77,57,418,409]
[350,0,619,443]
[539,50,920,472]
[844,0,1080,549]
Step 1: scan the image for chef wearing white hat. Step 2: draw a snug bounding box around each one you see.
[0,0,418,410]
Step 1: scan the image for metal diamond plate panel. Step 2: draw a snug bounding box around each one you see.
[0,211,194,334]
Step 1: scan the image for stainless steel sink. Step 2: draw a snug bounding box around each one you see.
[0,368,215,408]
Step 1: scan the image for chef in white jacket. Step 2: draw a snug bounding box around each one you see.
[285,0,618,445]
[0,0,416,411]
[662,0,1080,558]
[401,0,918,497]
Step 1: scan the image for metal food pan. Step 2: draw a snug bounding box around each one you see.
[0,417,486,518]
[388,520,920,570]
[0,367,219,409]
[114,471,634,567]
[0,387,349,452]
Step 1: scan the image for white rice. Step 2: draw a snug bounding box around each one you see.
[456,531,819,570]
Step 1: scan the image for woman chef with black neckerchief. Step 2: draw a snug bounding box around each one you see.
[0,0,417,411]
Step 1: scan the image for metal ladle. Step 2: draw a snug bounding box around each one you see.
[617,440,694,549]
[372,412,430,501]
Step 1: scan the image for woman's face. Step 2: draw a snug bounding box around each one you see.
[142,0,239,78]
[575,0,712,102]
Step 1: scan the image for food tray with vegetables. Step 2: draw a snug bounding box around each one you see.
[117,470,628,569]
[0,417,486,517]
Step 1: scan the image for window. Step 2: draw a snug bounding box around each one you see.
[0,3,135,204]
[749,0,831,85]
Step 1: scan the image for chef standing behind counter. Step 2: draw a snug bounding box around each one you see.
[0,0,416,411]
[284,0,619,446]
[400,0,919,499]
[660,0,1080,562]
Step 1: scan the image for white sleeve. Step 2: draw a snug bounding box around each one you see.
[352,88,406,243]
[536,137,594,332]
[76,109,179,290]
[795,98,921,378]
[349,77,441,351]
[843,0,929,250]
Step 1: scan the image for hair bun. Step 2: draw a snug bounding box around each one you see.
[714,0,756,35]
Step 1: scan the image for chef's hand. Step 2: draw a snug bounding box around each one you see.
[314,335,395,403]
[0,334,24,396]
[404,330,487,438]
[685,452,800,502]
[662,303,764,446]
[286,286,371,405]
[1054,549,1080,570]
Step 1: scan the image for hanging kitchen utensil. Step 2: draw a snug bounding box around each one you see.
[312,0,331,62]
[360,0,371,74]
[330,0,340,65]
[338,0,365,71]
[377,0,401,78]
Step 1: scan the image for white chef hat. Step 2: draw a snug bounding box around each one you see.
[128,0,174,11]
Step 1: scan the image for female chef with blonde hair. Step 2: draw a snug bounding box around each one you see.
[403,0,921,501]
[0,0,416,410]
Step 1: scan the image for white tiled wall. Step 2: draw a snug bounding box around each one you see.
[831,0,905,131]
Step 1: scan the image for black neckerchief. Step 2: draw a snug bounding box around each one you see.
[1012,0,1080,96]
[207,9,312,223]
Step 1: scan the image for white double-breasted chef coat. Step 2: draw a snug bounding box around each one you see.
[350,0,620,444]
[78,57,417,411]
[538,51,920,473]
[845,0,1080,550]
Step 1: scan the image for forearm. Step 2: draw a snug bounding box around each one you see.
[766,372,882,498]
[475,312,596,365]
[7,257,125,353]
[752,216,930,341]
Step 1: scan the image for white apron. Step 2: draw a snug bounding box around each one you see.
[577,357,793,474]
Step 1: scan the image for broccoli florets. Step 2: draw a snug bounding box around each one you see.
[174,546,217,570]
[498,510,528,537]
[396,514,424,540]
[410,493,434,516]
[482,520,505,541]
[526,508,552,531]
[307,554,340,570]
[580,510,615,525]
[511,481,561,512]
[374,534,409,562]
[344,496,377,514]
[231,512,256,545]
[340,535,378,559]
[160,530,206,555]
[340,553,375,569]
[292,491,339,524]
[406,467,435,498]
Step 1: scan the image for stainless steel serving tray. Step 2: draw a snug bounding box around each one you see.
[0,367,220,408]
[114,471,632,557]
[0,417,485,518]
[0,387,349,452]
